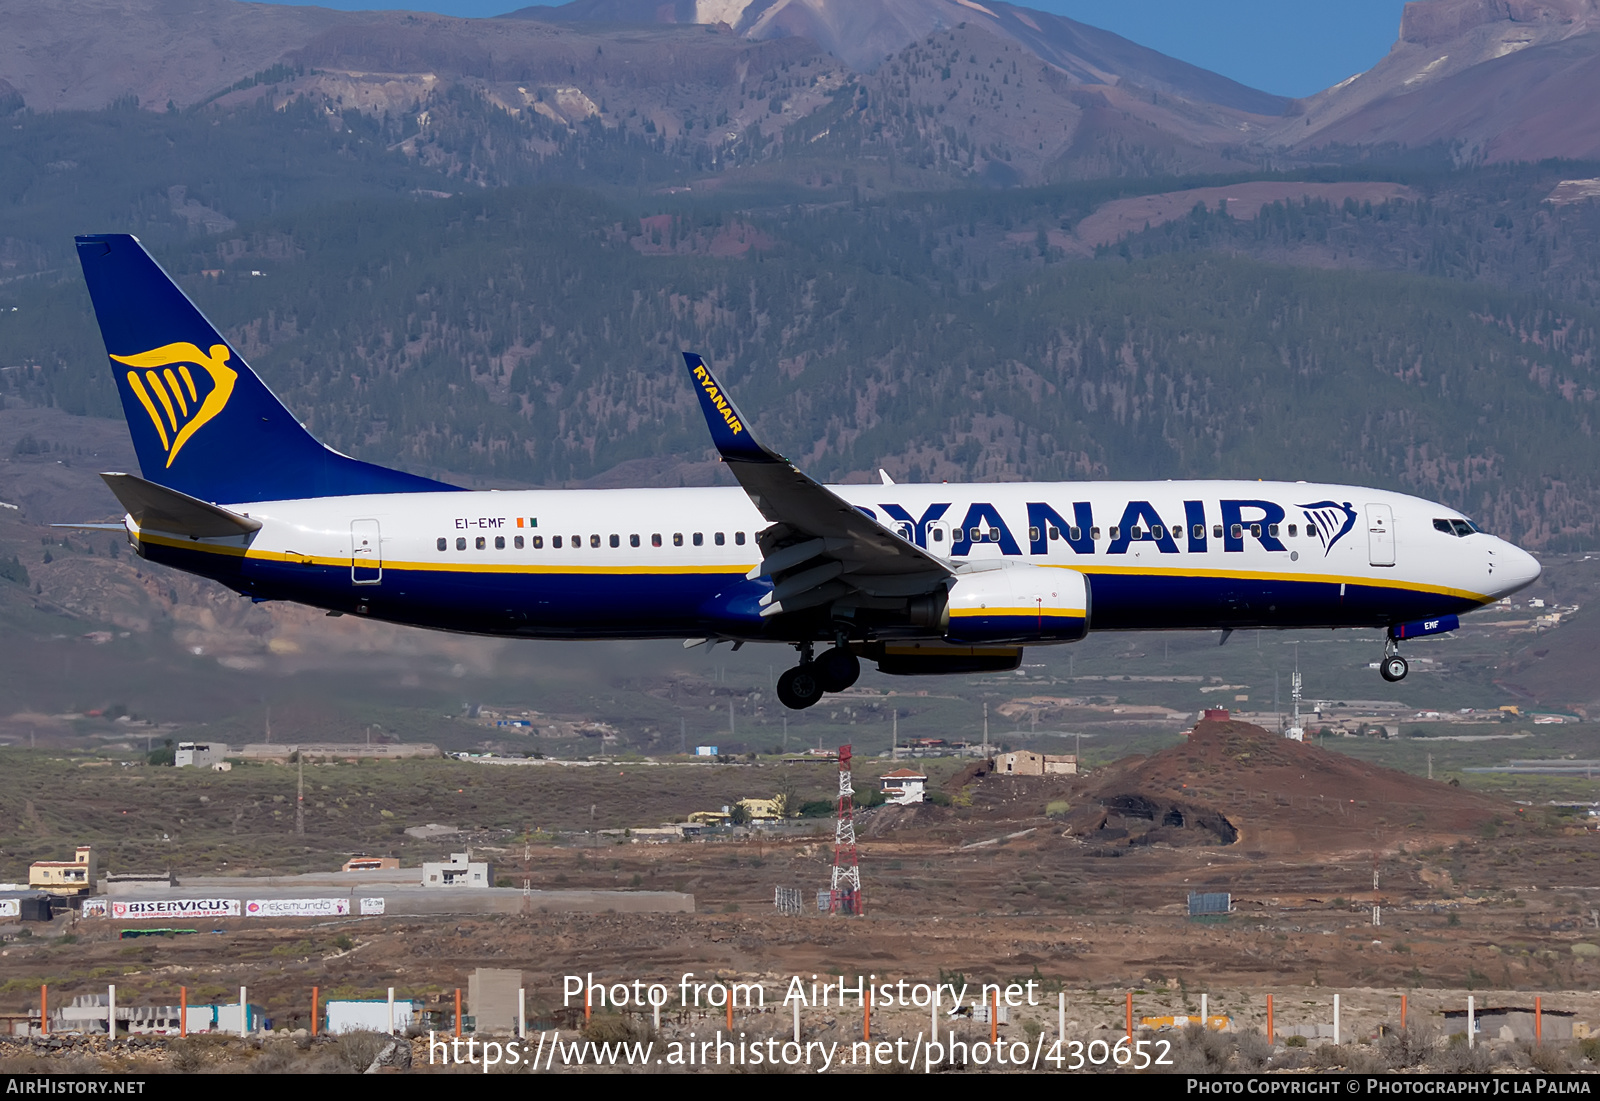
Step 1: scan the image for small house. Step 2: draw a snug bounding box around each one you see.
[29,846,95,897]
[879,769,928,805]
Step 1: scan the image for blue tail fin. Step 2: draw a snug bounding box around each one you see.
[75,234,458,504]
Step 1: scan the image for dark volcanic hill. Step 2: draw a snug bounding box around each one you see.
[1065,720,1520,854]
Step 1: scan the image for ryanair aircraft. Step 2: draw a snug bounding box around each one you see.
[74,234,1542,710]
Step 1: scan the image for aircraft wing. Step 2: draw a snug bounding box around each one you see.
[682,353,950,618]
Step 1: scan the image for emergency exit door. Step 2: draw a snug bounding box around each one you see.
[351,519,382,584]
[1366,504,1395,567]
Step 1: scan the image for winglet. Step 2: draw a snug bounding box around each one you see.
[683,353,779,464]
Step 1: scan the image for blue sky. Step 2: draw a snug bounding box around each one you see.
[261,0,1410,99]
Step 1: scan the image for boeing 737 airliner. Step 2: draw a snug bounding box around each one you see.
[72,234,1542,710]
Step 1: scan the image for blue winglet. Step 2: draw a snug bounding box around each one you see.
[683,353,779,464]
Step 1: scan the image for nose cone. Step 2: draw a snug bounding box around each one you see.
[1494,540,1542,596]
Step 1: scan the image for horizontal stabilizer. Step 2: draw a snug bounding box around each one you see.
[100,472,262,538]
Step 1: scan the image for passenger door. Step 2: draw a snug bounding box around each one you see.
[1366,504,1395,567]
[351,519,382,585]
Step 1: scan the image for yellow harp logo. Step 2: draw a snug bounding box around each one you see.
[111,343,238,468]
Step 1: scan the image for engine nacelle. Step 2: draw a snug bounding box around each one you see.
[943,564,1090,644]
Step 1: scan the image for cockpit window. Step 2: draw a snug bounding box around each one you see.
[1435,517,1485,537]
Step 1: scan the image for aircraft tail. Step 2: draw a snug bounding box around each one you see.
[75,234,457,504]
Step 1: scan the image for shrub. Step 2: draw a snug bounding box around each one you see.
[332,1030,392,1072]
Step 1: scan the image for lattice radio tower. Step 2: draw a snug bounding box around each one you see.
[829,744,863,915]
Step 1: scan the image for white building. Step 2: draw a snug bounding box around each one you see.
[326,999,415,1034]
[879,769,928,805]
[421,852,493,888]
[174,742,231,768]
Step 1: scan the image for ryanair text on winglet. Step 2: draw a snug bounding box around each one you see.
[693,364,744,436]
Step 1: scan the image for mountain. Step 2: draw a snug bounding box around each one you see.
[1272,0,1600,163]
[511,0,1290,117]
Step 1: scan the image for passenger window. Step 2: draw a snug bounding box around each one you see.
[969,528,982,541]
[1029,526,1041,542]
[495,535,505,550]
[1048,527,1059,541]
[1155,525,1168,540]
[1267,524,1279,538]
[1068,526,1081,541]
[552,536,562,549]
[456,537,467,551]
[1230,524,1243,539]
[476,536,486,550]
[1108,526,1120,541]
[609,534,620,548]
[1305,524,1317,539]
[1287,524,1297,537]
[652,534,662,547]
[629,534,640,548]
[590,534,601,548]
[514,535,524,549]
[1130,526,1144,540]
[571,534,580,548]
[437,537,447,552]
[531,536,542,549]
[1213,525,1223,539]
[986,529,1000,543]
[735,531,746,545]
[1250,524,1261,538]
[693,533,704,546]
[1192,524,1204,540]
[931,528,944,543]
[1091,527,1101,540]
[715,532,726,546]
[673,533,683,547]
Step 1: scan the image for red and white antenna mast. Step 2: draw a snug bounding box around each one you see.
[829,744,863,915]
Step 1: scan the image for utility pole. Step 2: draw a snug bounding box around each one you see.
[1428,754,1433,780]
[680,718,686,755]
[296,749,305,837]
[892,709,898,757]
[982,702,989,758]
[728,699,735,741]
[782,714,788,752]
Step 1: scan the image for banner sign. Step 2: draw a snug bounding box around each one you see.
[79,899,106,918]
[111,899,241,919]
[0,900,19,918]
[359,897,385,915]
[245,898,350,918]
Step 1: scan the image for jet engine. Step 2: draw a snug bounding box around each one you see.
[941,563,1090,644]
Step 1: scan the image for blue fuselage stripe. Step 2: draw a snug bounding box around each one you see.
[142,542,1481,640]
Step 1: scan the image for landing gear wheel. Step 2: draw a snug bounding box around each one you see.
[777,664,824,710]
[1380,655,1409,682]
[814,647,861,693]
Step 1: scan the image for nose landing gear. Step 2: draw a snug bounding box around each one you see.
[775,639,862,710]
[1379,635,1409,682]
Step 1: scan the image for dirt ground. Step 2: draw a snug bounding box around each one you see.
[2,721,1598,1073]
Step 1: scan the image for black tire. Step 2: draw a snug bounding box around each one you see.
[814,647,861,693]
[777,664,824,710]
[1380,655,1408,682]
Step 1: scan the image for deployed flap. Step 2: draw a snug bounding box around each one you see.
[682,353,949,615]
[101,472,263,538]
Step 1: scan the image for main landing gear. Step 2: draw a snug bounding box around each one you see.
[775,641,861,710]
[1379,635,1409,683]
